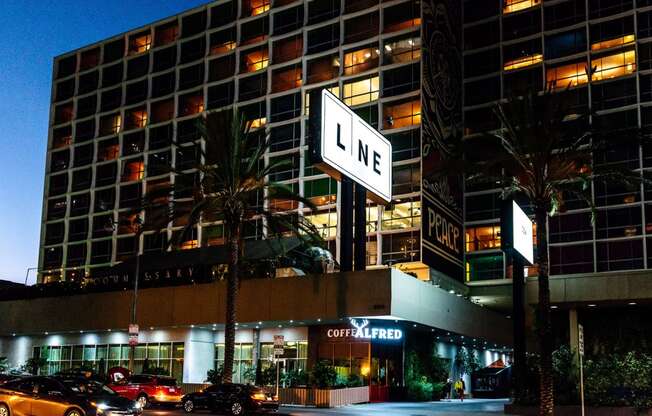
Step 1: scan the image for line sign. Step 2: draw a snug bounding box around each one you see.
[309,89,392,203]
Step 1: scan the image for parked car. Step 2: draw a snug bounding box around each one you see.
[108,373,183,408]
[0,374,19,385]
[181,383,279,415]
[0,375,142,416]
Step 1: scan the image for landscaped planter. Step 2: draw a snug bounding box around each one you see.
[279,386,370,407]
[505,403,652,416]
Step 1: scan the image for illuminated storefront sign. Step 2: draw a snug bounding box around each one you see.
[326,319,403,340]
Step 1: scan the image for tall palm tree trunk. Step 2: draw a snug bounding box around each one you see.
[222,223,241,383]
[535,207,554,416]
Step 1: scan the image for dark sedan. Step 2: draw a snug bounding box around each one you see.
[0,376,143,416]
[181,383,278,415]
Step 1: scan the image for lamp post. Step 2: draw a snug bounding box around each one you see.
[107,215,143,373]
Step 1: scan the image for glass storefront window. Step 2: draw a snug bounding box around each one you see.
[306,210,337,238]
[382,201,421,230]
[342,76,379,107]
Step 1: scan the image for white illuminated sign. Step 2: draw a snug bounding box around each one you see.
[318,90,392,203]
[512,201,534,265]
[326,319,403,341]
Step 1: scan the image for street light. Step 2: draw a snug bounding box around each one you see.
[106,214,143,373]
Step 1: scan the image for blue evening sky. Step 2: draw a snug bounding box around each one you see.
[0,0,208,283]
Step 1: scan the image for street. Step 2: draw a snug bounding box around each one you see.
[143,399,508,416]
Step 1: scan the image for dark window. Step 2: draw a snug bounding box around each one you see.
[52,126,72,149]
[240,16,269,45]
[240,101,266,125]
[354,104,378,128]
[466,253,503,281]
[308,0,340,24]
[464,0,499,23]
[94,188,115,212]
[639,42,652,70]
[544,0,585,31]
[147,151,171,177]
[307,54,339,84]
[271,64,302,93]
[56,55,77,79]
[383,1,419,33]
[176,145,199,171]
[92,214,113,238]
[466,192,501,221]
[596,207,641,239]
[55,78,75,102]
[43,246,63,268]
[47,198,67,220]
[74,143,93,167]
[153,46,178,72]
[550,244,594,275]
[465,21,499,50]
[70,193,90,217]
[465,76,501,106]
[504,67,543,97]
[208,54,236,82]
[210,28,236,55]
[387,129,420,162]
[50,150,70,173]
[640,10,652,39]
[591,77,637,111]
[590,16,634,45]
[503,9,541,41]
[126,79,148,105]
[68,218,89,242]
[91,240,112,264]
[274,6,304,35]
[78,70,99,96]
[123,131,145,156]
[54,102,73,125]
[76,95,97,119]
[239,73,267,101]
[269,153,300,181]
[382,63,419,97]
[589,0,632,19]
[149,124,174,149]
[100,87,122,112]
[179,63,205,90]
[116,237,136,261]
[144,232,168,253]
[45,222,65,245]
[270,93,301,122]
[119,183,142,209]
[102,62,123,88]
[549,212,593,243]
[545,29,587,60]
[49,173,68,196]
[307,23,339,54]
[127,54,150,80]
[96,162,118,187]
[66,244,87,267]
[597,239,643,271]
[152,71,176,98]
[392,163,420,195]
[177,117,201,143]
[207,81,235,109]
[344,12,379,44]
[180,36,207,63]
[181,10,207,38]
[270,122,300,152]
[155,21,179,47]
[71,168,92,191]
[464,48,500,78]
[104,38,125,63]
[210,1,237,28]
[345,0,377,14]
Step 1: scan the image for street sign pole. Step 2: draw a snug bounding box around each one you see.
[579,324,585,416]
[273,335,284,399]
[354,184,367,271]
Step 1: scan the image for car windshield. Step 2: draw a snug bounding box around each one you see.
[62,380,117,397]
[156,378,177,386]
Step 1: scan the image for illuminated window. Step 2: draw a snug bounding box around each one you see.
[272,65,302,93]
[129,32,152,55]
[383,99,421,130]
[382,201,421,230]
[99,113,122,136]
[342,76,379,107]
[179,93,205,117]
[466,225,501,252]
[304,178,337,206]
[180,239,199,250]
[203,225,225,247]
[155,22,179,47]
[211,40,236,55]
[503,53,543,71]
[503,0,541,14]
[546,61,589,90]
[304,86,339,116]
[125,108,148,130]
[591,50,636,81]
[383,35,421,64]
[591,34,635,51]
[306,211,337,238]
[244,0,270,16]
[122,159,145,182]
[249,117,267,129]
[343,46,380,76]
[241,48,269,72]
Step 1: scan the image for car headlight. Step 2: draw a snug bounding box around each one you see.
[133,401,143,410]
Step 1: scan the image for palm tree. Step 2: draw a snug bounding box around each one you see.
[436,89,645,415]
[142,109,321,383]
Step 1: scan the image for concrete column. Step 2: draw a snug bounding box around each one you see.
[183,329,215,384]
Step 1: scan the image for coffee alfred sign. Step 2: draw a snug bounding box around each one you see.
[326,319,403,341]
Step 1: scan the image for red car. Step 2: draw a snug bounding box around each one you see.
[108,371,183,408]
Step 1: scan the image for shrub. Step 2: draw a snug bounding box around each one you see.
[282,369,308,387]
[311,360,337,388]
[407,376,434,401]
[206,366,224,384]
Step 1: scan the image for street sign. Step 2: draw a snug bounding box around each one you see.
[578,324,584,357]
[273,335,284,357]
[128,324,139,347]
[128,324,139,335]
[501,200,534,265]
[309,89,392,203]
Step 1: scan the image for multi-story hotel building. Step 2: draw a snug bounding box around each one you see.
[1,0,651,395]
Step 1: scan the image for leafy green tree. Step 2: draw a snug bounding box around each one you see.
[311,360,337,388]
[435,90,645,415]
[0,357,8,373]
[206,365,224,384]
[142,109,321,383]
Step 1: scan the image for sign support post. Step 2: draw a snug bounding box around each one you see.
[579,324,585,416]
[340,177,354,272]
[273,335,284,399]
[354,184,367,271]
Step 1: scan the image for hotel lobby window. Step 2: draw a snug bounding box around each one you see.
[343,76,379,106]
[381,231,420,264]
[382,200,421,231]
[343,45,379,76]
